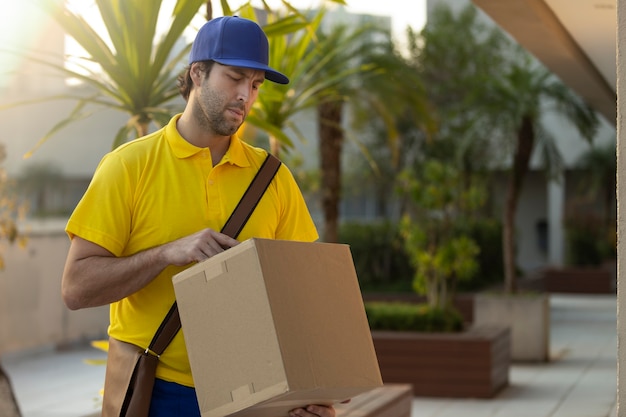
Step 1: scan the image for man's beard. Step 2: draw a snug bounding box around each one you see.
[194,85,244,137]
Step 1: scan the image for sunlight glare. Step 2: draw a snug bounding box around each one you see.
[0,4,50,90]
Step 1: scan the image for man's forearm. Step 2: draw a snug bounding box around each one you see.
[62,243,169,310]
[62,228,240,310]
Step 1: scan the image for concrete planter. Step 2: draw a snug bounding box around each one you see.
[371,324,510,398]
[474,293,550,362]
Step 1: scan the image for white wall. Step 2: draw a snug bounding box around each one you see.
[0,221,109,354]
[2,99,130,178]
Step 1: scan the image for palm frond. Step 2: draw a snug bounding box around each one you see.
[13,0,206,151]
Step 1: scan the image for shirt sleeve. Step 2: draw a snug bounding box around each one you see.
[273,164,319,243]
[65,153,133,256]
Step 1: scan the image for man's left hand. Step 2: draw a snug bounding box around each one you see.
[289,404,336,417]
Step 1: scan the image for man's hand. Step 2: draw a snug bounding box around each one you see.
[161,228,240,265]
[289,405,336,417]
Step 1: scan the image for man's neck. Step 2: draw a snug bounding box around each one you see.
[177,111,231,166]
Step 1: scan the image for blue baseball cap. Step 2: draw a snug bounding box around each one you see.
[189,16,289,85]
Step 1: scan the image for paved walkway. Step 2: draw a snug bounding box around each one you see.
[1,294,617,417]
[411,294,617,417]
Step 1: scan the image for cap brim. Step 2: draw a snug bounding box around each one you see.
[214,58,289,85]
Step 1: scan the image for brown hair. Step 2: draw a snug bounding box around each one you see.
[177,61,215,101]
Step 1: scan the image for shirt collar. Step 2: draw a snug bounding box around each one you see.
[166,114,250,168]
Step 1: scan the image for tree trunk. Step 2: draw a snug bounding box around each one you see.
[0,364,21,417]
[205,1,213,20]
[269,136,281,158]
[137,120,150,138]
[503,115,535,293]
[318,100,344,243]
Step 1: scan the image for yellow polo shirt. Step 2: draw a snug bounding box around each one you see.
[66,114,318,386]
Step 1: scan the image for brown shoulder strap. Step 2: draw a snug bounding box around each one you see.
[149,301,181,355]
[148,153,282,354]
[220,154,281,238]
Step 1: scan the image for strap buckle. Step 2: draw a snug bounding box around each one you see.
[144,347,160,358]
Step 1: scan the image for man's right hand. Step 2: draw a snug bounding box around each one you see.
[161,228,240,266]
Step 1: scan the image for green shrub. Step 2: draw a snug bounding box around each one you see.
[339,221,413,292]
[364,301,464,332]
[565,214,615,266]
[456,218,503,291]
[340,220,503,293]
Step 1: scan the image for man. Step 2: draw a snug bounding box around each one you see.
[62,16,336,417]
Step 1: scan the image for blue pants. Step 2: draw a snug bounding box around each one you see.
[148,378,201,417]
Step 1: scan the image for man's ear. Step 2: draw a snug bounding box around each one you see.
[190,63,204,87]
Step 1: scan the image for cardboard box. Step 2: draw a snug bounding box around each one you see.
[172,238,382,417]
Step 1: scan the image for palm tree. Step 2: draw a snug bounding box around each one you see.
[313,23,393,243]
[12,0,208,154]
[412,4,599,293]
[495,55,599,292]
[10,0,344,154]
[237,9,428,242]
[236,6,325,156]
[411,4,512,183]
[312,24,433,242]
[576,140,616,229]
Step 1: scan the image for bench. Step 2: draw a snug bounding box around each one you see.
[335,384,413,417]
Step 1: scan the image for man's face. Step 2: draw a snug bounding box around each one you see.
[193,63,265,137]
